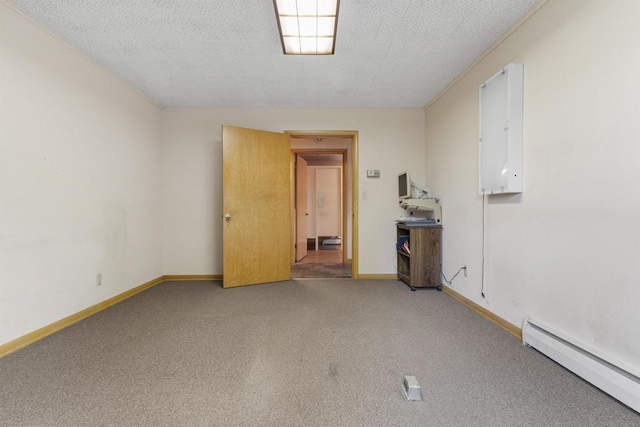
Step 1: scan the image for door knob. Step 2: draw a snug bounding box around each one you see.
[225,213,231,221]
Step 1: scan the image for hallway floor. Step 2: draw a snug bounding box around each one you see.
[291,248,352,278]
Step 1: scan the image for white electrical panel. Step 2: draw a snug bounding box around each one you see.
[479,63,523,195]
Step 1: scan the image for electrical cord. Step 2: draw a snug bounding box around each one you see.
[392,248,398,273]
[441,266,466,285]
[481,193,486,298]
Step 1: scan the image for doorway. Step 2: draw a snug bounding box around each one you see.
[288,132,358,278]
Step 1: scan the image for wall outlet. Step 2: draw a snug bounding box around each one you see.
[463,265,468,277]
[96,273,102,286]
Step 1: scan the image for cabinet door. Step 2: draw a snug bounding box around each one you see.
[409,227,441,288]
[422,228,441,287]
[410,228,428,287]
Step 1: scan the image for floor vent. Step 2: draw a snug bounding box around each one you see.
[403,375,422,401]
[522,319,640,412]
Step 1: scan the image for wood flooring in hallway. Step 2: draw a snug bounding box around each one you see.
[291,247,352,278]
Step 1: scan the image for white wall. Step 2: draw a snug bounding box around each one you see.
[424,0,640,369]
[0,3,163,345]
[162,108,425,275]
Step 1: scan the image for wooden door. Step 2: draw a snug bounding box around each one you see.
[295,155,308,262]
[222,125,291,288]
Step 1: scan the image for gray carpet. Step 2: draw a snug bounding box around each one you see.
[0,279,637,427]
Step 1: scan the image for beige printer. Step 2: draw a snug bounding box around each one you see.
[398,198,442,225]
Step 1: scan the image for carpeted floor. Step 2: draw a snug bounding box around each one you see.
[0,279,638,426]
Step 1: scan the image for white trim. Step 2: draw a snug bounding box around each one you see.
[523,319,640,412]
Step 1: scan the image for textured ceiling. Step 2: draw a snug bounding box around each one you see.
[11,0,538,108]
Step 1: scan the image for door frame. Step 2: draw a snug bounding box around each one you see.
[287,130,359,279]
[295,157,345,261]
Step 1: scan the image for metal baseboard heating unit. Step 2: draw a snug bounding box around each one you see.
[522,319,640,412]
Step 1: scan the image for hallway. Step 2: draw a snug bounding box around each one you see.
[291,246,351,278]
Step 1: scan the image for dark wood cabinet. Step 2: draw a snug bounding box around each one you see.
[396,224,442,291]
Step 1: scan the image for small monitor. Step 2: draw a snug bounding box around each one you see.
[398,171,411,199]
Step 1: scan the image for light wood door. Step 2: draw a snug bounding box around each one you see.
[295,155,308,262]
[222,125,291,288]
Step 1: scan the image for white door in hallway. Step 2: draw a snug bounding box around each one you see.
[315,167,342,238]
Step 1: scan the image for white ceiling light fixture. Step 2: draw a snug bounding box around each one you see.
[273,0,340,55]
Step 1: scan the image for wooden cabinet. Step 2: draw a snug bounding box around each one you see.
[397,224,442,291]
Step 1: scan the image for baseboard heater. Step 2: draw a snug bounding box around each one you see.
[522,319,640,413]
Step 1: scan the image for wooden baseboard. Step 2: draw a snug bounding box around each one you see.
[163,275,222,281]
[357,274,397,280]
[0,275,165,359]
[442,285,522,340]
[0,274,226,358]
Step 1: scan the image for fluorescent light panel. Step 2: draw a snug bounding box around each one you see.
[274,0,339,55]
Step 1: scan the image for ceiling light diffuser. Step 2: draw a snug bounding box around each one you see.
[273,0,339,55]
